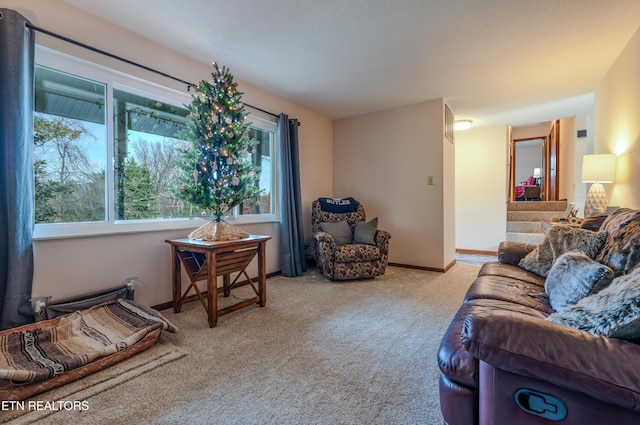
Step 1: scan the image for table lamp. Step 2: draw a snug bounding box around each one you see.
[581,153,616,217]
[533,168,541,186]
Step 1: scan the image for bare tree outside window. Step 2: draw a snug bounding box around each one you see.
[33,64,277,227]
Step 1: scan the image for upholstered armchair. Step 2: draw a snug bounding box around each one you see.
[312,198,391,281]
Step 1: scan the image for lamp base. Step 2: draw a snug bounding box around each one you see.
[584,183,608,218]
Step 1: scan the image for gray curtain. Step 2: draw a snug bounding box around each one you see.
[0,9,35,329]
[278,114,307,277]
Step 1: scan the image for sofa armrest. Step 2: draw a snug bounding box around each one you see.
[313,231,335,245]
[461,310,640,411]
[581,213,609,232]
[374,229,391,253]
[313,231,336,276]
[497,241,536,266]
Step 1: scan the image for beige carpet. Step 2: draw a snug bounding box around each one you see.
[2,264,480,425]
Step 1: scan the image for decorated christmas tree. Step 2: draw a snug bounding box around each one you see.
[178,62,262,240]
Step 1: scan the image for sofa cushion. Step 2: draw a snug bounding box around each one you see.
[545,250,614,311]
[547,267,640,339]
[465,274,552,313]
[319,220,352,245]
[353,217,378,245]
[596,219,640,277]
[334,243,381,262]
[477,262,546,287]
[332,259,386,280]
[518,226,606,277]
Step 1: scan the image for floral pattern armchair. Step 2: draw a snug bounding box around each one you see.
[312,199,391,281]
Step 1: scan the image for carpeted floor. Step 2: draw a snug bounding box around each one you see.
[455,252,498,266]
[5,263,481,425]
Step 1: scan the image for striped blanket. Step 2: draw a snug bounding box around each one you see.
[0,299,177,383]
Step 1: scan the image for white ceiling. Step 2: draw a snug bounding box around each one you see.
[63,0,640,128]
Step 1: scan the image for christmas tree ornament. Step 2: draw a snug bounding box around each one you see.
[177,61,262,241]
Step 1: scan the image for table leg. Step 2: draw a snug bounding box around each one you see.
[258,241,267,307]
[207,250,218,328]
[223,274,231,297]
[171,245,182,313]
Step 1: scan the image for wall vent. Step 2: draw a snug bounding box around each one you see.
[577,129,587,138]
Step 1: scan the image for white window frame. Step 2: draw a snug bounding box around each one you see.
[33,46,278,241]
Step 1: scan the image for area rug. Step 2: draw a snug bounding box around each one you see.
[1,338,185,424]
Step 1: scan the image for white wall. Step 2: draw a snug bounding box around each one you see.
[572,114,593,215]
[333,99,455,270]
[7,1,334,307]
[595,25,640,210]
[455,126,509,252]
[515,142,542,184]
[511,122,553,140]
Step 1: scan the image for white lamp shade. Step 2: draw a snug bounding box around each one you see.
[532,168,541,178]
[581,154,616,183]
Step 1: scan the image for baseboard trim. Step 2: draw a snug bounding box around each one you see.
[152,270,282,311]
[153,301,173,312]
[444,259,456,272]
[456,248,499,256]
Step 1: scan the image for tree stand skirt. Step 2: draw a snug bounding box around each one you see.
[188,220,249,241]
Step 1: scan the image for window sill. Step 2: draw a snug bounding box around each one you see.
[33,215,279,241]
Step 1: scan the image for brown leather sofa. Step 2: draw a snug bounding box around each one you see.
[438,209,640,425]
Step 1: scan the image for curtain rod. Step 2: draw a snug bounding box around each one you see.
[26,22,284,121]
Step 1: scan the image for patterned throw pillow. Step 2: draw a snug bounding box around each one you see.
[545,250,614,311]
[319,220,353,245]
[353,217,378,245]
[519,226,606,277]
[547,267,640,339]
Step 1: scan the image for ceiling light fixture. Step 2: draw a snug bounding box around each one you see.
[454,119,473,131]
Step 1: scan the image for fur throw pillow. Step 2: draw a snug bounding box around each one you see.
[545,250,614,311]
[519,226,607,277]
[596,219,640,277]
[547,267,640,339]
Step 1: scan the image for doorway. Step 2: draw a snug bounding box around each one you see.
[508,120,560,202]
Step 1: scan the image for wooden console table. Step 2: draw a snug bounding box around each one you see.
[165,235,270,327]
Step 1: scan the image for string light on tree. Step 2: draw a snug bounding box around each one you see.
[177,61,262,240]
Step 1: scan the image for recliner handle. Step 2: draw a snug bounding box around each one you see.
[515,388,567,421]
